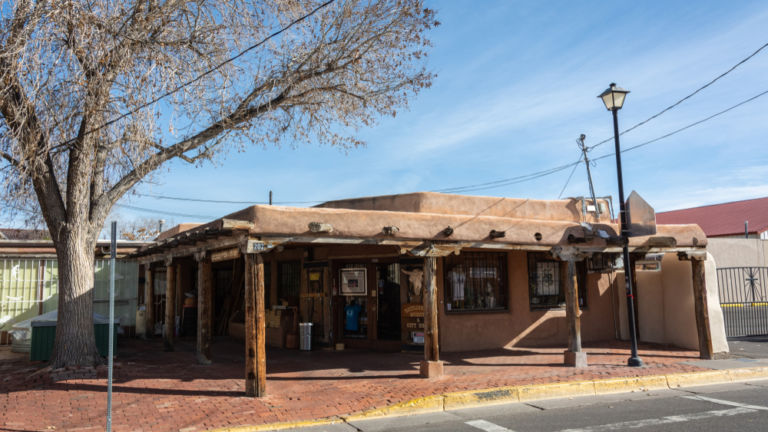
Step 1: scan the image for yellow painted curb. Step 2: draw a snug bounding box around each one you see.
[727,366,768,383]
[209,417,344,432]
[208,366,768,432]
[443,386,520,410]
[593,375,669,395]
[666,370,732,388]
[343,394,445,422]
[518,380,596,402]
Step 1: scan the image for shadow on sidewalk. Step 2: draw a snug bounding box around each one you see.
[0,336,701,397]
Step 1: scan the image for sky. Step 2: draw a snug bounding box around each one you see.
[112,0,768,228]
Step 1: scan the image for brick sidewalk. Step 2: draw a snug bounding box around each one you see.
[0,338,706,431]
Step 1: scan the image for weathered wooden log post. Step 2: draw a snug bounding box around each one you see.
[196,252,213,364]
[564,260,587,367]
[244,249,267,396]
[552,246,588,367]
[144,265,154,338]
[679,251,714,359]
[420,254,443,377]
[164,258,176,351]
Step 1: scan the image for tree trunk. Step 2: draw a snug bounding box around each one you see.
[49,228,102,368]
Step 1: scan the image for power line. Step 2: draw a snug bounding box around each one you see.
[590,41,768,150]
[591,87,768,163]
[432,44,768,197]
[437,86,768,196]
[557,153,583,199]
[432,161,582,195]
[111,83,768,211]
[56,0,336,148]
[136,193,322,205]
[114,204,215,220]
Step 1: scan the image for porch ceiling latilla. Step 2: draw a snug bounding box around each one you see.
[132,218,254,263]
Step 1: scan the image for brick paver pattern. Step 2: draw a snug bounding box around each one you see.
[0,338,706,431]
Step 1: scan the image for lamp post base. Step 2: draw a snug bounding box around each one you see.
[627,356,644,367]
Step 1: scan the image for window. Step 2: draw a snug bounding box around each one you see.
[444,252,507,312]
[277,261,300,306]
[528,253,587,309]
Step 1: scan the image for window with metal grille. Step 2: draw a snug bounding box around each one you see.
[528,252,587,309]
[444,252,507,312]
[278,261,300,306]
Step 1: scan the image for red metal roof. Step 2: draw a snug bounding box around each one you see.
[656,197,768,237]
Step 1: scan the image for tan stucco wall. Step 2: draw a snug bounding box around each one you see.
[660,256,698,350]
[706,253,729,354]
[318,192,612,223]
[628,255,697,350]
[631,253,728,353]
[706,238,768,268]
[636,268,665,344]
[438,251,617,352]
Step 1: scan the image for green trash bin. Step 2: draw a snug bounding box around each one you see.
[30,311,119,362]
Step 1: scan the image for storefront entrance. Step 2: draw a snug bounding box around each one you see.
[376,263,401,341]
[333,259,419,350]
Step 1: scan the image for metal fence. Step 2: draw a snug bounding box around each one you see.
[0,258,138,334]
[717,266,768,338]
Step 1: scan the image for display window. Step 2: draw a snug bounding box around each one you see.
[527,252,587,309]
[444,252,508,312]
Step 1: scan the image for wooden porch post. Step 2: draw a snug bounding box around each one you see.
[551,246,588,367]
[245,253,267,397]
[144,266,154,338]
[691,257,714,359]
[164,259,176,351]
[564,260,587,367]
[420,255,443,378]
[196,253,213,364]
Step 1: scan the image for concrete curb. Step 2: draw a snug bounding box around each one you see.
[208,366,768,431]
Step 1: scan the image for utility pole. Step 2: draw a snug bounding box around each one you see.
[577,134,600,218]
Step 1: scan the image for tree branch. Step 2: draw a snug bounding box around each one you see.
[0,151,21,168]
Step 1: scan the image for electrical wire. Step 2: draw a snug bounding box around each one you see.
[55,0,336,148]
[557,154,583,199]
[136,193,322,205]
[119,86,768,211]
[114,204,215,220]
[590,41,768,150]
[432,161,582,194]
[591,88,768,163]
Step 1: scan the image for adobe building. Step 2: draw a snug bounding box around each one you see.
[131,192,728,397]
[0,230,147,343]
[658,197,768,338]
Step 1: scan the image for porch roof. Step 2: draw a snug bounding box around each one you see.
[133,193,707,260]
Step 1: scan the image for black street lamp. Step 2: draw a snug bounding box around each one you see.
[598,83,643,367]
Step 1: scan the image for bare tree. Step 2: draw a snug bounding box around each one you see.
[0,0,437,367]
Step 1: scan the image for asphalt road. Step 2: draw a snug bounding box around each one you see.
[728,335,768,358]
[288,380,768,432]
